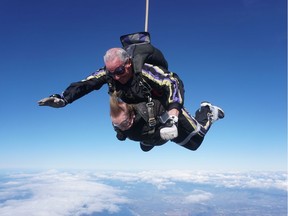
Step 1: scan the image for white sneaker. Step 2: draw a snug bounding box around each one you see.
[201,101,225,123]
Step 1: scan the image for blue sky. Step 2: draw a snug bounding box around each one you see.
[0,0,286,171]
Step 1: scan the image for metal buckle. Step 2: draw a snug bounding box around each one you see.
[148,118,156,127]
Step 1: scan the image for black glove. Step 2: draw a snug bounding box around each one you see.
[38,94,67,108]
[116,132,127,141]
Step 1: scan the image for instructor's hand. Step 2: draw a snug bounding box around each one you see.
[160,115,178,140]
[38,94,67,108]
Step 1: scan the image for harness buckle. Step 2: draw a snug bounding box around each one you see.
[148,118,157,127]
[146,101,154,107]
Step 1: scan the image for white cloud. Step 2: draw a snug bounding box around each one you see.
[183,190,213,203]
[93,170,288,191]
[0,170,130,216]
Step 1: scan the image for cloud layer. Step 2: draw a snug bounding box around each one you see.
[0,170,129,216]
[95,170,287,191]
[0,170,286,216]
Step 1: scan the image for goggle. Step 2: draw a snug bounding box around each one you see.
[113,114,133,130]
[107,61,128,77]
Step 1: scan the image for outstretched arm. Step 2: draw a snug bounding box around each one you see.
[38,68,107,108]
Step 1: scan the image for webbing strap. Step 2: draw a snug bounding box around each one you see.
[146,96,156,134]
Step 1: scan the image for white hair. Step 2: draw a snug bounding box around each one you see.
[104,48,130,64]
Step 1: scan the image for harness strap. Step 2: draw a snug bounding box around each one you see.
[146,96,156,134]
[139,78,157,134]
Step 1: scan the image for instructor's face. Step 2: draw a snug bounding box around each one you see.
[106,59,133,84]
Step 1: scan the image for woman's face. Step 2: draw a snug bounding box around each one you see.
[111,110,134,131]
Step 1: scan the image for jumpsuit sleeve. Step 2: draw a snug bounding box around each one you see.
[62,68,107,104]
[141,64,184,111]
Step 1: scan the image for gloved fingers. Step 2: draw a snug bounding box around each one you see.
[160,124,178,140]
[169,115,178,123]
[38,97,66,108]
[38,97,55,106]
